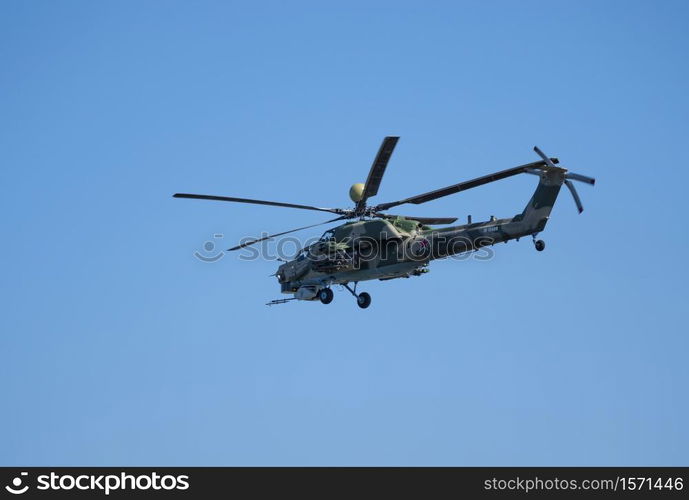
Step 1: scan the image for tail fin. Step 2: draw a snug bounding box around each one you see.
[520,168,565,233]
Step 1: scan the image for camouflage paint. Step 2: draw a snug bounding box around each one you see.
[276,167,568,297]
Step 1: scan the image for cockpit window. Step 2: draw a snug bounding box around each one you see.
[319,229,336,242]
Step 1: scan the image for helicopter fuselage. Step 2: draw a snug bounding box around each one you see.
[275,168,565,301]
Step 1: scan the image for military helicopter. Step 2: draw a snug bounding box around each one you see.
[174,137,595,308]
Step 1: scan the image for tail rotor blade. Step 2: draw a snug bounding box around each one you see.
[533,146,559,169]
[565,172,596,185]
[564,179,584,214]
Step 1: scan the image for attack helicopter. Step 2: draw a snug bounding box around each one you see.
[174,137,595,308]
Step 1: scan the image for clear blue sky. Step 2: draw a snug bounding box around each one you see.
[1,0,688,465]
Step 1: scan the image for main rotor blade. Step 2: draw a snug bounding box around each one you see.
[565,172,596,185]
[564,179,584,213]
[356,136,399,211]
[227,216,346,251]
[173,193,343,214]
[374,159,556,211]
[377,213,458,225]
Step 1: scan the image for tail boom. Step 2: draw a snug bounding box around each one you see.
[423,167,567,259]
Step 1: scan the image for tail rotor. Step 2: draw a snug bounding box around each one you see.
[532,146,596,213]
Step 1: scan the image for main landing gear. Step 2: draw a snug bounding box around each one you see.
[318,287,334,304]
[356,292,372,309]
[318,282,372,308]
[343,282,372,309]
[532,234,546,252]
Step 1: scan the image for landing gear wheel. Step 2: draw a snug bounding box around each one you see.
[534,240,545,252]
[319,288,334,304]
[356,292,371,309]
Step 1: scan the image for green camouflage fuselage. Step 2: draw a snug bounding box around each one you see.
[276,167,565,298]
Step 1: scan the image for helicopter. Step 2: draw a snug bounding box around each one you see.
[174,137,595,308]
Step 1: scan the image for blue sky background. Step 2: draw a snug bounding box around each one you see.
[1,0,688,465]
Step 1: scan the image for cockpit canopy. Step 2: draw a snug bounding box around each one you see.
[318,219,406,245]
[319,228,336,242]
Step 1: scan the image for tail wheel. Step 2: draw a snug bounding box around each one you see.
[319,288,334,304]
[356,292,371,309]
[535,240,545,252]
